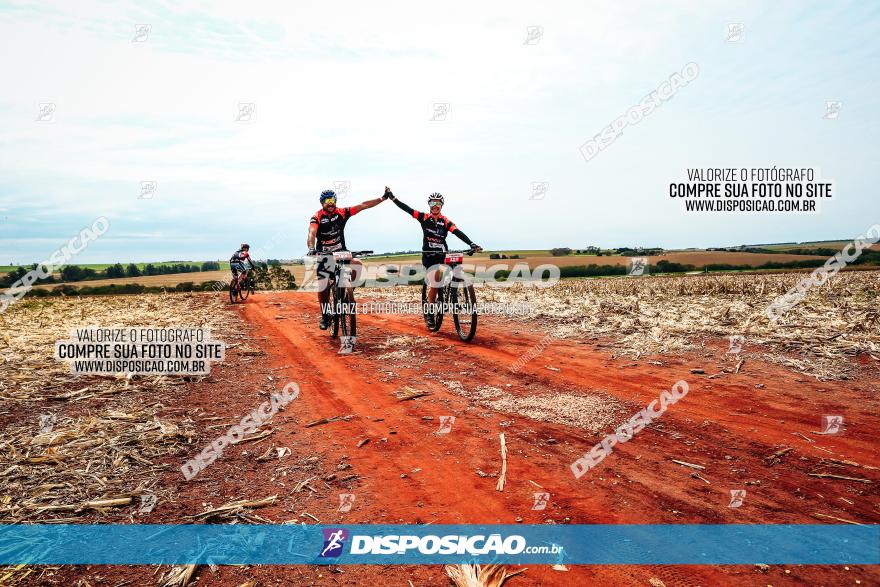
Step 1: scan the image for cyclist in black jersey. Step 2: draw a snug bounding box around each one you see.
[383,187,482,307]
[229,244,256,280]
[307,188,386,329]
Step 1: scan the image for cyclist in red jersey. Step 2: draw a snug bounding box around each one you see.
[229,244,256,281]
[307,188,386,329]
[383,188,482,309]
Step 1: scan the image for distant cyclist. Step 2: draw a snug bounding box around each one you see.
[384,188,482,306]
[229,243,256,283]
[307,188,386,329]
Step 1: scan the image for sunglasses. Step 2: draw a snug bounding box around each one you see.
[428,200,443,208]
[323,198,337,205]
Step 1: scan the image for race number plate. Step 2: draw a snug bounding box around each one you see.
[445,253,463,264]
[333,251,353,261]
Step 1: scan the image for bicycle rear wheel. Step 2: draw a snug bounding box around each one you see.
[451,282,477,342]
[421,283,443,331]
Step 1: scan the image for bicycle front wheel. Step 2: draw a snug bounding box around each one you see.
[330,284,340,338]
[451,283,477,342]
[421,283,443,332]
[339,287,357,337]
[229,280,239,304]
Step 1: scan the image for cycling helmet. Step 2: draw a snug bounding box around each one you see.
[240,243,250,250]
[427,192,444,206]
[320,189,337,203]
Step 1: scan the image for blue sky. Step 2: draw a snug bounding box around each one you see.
[1,0,878,263]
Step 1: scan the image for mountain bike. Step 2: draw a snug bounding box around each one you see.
[229,267,255,303]
[324,250,372,339]
[420,249,478,342]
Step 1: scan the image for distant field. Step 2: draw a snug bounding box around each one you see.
[0,261,229,273]
[30,265,304,291]
[763,242,849,251]
[10,244,877,293]
[367,250,827,269]
[763,242,879,252]
[7,242,876,275]
[18,250,838,292]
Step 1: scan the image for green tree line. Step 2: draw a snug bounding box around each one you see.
[0,261,223,287]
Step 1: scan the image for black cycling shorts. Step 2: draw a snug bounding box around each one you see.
[422,252,446,270]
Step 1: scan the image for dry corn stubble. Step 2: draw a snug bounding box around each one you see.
[366,270,880,380]
[445,563,526,587]
[0,293,247,583]
[0,295,238,520]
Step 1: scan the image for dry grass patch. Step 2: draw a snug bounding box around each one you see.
[0,294,237,525]
[488,393,620,433]
[379,270,879,380]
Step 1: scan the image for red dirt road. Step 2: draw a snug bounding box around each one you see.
[36,289,878,586]
[190,290,878,586]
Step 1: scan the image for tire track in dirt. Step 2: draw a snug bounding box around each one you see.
[239,291,880,586]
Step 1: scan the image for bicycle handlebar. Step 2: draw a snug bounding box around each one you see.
[302,249,481,260]
[420,249,479,255]
[302,250,374,259]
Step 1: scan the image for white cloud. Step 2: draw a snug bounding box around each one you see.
[0,0,877,261]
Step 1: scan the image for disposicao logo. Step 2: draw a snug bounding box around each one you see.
[349,534,532,555]
[320,528,349,557]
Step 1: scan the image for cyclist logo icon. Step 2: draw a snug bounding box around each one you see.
[532,492,550,510]
[338,494,355,513]
[728,335,745,354]
[628,257,648,276]
[320,529,349,557]
[436,415,455,435]
[729,489,746,508]
[820,415,844,435]
[339,336,356,355]
[39,413,56,434]
[139,494,157,513]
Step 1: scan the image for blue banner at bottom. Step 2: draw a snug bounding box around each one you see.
[0,524,876,565]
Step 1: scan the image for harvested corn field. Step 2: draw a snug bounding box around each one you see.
[1,270,879,586]
[0,295,233,528]
[369,270,880,380]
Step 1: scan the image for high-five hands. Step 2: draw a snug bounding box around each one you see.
[382,186,394,200]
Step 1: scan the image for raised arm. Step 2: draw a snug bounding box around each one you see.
[385,189,418,218]
[349,192,386,214]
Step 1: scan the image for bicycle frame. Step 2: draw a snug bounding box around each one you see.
[233,269,250,287]
[420,249,479,341]
[422,249,474,293]
[317,250,372,338]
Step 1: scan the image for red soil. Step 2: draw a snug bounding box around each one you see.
[45,291,879,586]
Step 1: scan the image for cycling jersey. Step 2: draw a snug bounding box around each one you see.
[415,211,457,253]
[230,249,252,264]
[390,197,473,253]
[310,207,359,252]
[230,249,254,273]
